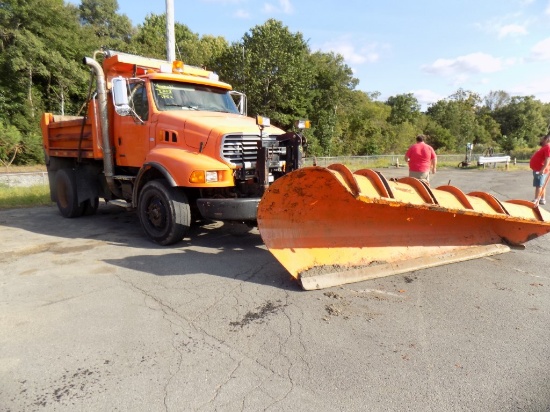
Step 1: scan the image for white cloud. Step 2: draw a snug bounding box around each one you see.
[411,89,445,108]
[319,39,382,65]
[530,38,550,61]
[279,0,293,13]
[498,24,528,38]
[476,13,532,40]
[263,0,293,14]
[234,9,250,19]
[422,52,504,79]
[546,1,550,15]
[510,75,550,103]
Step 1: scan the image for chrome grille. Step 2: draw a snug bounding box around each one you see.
[221,134,285,166]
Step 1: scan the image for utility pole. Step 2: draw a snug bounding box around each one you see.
[166,0,176,62]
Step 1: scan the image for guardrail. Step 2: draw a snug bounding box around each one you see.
[0,172,48,188]
[477,156,511,169]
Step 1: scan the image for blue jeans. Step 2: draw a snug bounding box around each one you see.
[532,171,548,188]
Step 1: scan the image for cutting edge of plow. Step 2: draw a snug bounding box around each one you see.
[299,243,511,290]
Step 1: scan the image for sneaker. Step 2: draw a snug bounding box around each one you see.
[540,199,546,205]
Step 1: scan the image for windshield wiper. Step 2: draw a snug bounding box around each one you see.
[162,104,199,110]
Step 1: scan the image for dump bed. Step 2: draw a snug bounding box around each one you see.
[41,111,104,160]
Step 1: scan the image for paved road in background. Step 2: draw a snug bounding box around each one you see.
[1,168,549,411]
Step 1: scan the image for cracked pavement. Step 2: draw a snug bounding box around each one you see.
[1,169,550,411]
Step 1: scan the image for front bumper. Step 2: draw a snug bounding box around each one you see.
[196,197,259,221]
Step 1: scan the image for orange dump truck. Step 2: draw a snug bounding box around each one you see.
[41,50,550,290]
[41,50,306,246]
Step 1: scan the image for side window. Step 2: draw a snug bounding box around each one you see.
[129,83,149,121]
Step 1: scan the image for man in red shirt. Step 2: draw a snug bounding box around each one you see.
[529,134,550,205]
[405,134,437,183]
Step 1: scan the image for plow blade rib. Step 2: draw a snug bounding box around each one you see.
[257,165,550,290]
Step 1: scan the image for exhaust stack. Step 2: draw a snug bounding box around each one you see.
[83,55,120,197]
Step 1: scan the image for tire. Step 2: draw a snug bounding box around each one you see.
[55,169,84,218]
[138,179,191,245]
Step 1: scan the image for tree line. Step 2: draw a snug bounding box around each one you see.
[1,0,549,166]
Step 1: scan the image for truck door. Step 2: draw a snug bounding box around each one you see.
[114,82,151,167]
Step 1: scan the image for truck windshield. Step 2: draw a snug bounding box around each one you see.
[151,80,240,114]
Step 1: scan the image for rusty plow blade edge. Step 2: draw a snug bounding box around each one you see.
[257,164,550,290]
[298,244,510,290]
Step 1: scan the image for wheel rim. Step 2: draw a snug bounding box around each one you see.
[145,197,167,230]
[57,179,70,209]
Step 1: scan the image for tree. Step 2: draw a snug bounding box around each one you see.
[79,0,134,49]
[484,90,511,111]
[307,51,358,156]
[423,120,455,151]
[0,122,23,170]
[386,93,421,125]
[492,96,548,147]
[130,14,228,67]
[131,13,198,60]
[426,89,485,151]
[337,91,391,155]
[181,35,229,68]
[0,0,93,163]
[213,19,313,130]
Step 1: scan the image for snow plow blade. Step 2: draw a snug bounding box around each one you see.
[257,164,550,290]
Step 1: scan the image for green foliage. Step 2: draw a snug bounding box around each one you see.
[491,96,547,147]
[384,122,420,154]
[423,120,455,152]
[0,0,93,164]
[306,51,358,156]
[0,122,23,167]
[0,184,51,208]
[336,91,391,155]
[214,19,313,130]
[386,93,421,125]
[131,13,203,61]
[509,146,536,161]
[182,35,229,68]
[497,134,528,154]
[0,2,549,166]
[426,89,484,149]
[79,0,135,48]
[483,90,511,111]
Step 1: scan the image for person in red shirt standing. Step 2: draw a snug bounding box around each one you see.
[405,134,437,183]
[529,134,550,205]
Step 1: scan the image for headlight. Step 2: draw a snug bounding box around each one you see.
[205,171,218,182]
[189,170,219,183]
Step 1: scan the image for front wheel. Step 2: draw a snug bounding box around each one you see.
[138,179,191,245]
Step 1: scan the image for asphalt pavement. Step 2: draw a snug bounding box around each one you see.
[1,167,549,412]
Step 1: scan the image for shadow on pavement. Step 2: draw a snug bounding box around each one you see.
[0,203,301,291]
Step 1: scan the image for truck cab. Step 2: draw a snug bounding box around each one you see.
[41,50,307,245]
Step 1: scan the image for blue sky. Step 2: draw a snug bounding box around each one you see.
[84,0,550,108]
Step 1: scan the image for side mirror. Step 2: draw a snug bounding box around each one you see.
[229,90,247,115]
[111,77,131,116]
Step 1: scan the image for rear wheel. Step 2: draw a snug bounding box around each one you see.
[138,179,191,245]
[55,168,84,218]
